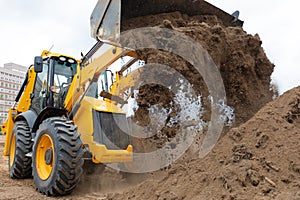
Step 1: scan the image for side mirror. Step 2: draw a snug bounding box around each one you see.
[34,56,43,73]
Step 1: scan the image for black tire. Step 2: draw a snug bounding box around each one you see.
[9,120,33,179]
[32,117,84,196]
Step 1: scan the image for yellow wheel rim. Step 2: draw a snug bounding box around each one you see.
[9,134,16,167]
[36,134,54,180]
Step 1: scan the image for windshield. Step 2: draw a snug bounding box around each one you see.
[53,56,77,87]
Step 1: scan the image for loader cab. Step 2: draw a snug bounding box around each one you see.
[32,55,77,113]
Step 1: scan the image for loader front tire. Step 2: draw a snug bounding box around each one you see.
[9,120,33,179]
[32,117,84,196]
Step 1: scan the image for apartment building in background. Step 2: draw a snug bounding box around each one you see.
[0,63,27,125]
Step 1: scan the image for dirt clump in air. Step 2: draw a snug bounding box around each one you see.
[122,11,275,127]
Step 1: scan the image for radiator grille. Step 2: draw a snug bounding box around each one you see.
[92,110,130,150]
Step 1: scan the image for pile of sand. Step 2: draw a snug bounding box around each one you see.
[109,87,300,200]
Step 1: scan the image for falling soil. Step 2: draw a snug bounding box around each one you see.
[122,11,275,127]
[118,11,275,155]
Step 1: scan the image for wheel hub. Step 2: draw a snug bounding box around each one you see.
[45,148,53,165]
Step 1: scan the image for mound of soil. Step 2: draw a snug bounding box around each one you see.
[109,87,300,200]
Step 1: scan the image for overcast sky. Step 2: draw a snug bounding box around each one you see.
[0,0,299,94]
[0,0,97,66]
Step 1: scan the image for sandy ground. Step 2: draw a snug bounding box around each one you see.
[0,135,157,200]
[0,136,46,200]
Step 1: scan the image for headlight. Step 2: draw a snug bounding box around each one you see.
[59,56,67,62]
[68,58,75,64]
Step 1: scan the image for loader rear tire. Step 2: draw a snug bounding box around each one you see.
[32,117,84,196]
[9,120,33,179]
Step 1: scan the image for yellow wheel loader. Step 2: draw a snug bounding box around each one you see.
[1,0,242,196]
[2,48,136,196]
